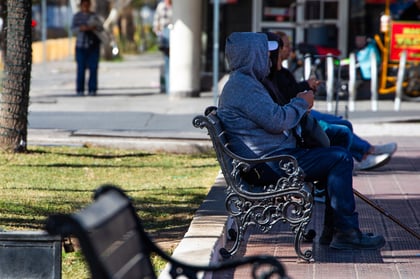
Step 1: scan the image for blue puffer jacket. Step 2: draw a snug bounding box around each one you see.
[218,32,309,158]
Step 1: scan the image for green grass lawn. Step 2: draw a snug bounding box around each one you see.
[0,145,219,278]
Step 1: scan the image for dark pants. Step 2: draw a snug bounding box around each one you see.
[76,46,100,93]
[311,110,371,161]
[324,123,353,150]
[268,146,359,232]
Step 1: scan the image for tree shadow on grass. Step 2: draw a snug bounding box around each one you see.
[26,149,153,159]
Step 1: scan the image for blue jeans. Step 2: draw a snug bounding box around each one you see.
[311,110,371,162]
[323,123,352,151]
[267,146,359,231]
[76,46,100,93]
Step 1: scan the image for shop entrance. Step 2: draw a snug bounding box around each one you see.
[252,0,349,56]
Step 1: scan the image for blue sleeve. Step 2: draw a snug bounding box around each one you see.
[220,78,310,134]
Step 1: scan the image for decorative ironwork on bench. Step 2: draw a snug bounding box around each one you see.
[193,106,314,262]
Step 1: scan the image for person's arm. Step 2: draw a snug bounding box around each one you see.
[257,96,311,134]
[233,83,311,134]
[71,13,81,34]
[71,13,88,34]
[274,69,311,100]
[72,13,93,34]
[152,4,162,35]
[296,80,312,92]
[296,77,323,95]
[86,13,104,32]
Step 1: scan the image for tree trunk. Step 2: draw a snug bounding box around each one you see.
[0,0,32,152]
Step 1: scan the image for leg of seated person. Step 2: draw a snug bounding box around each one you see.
[310,110,353,131]
[320,194,334,245]
[270,146,358,231]
[324,124,353,150]
[311,110,395,159]
[350,133,372,162]
[311,110,393,170]
[270,146,385,249]
[351,134,394,171]
[289,147,358,231]
[310,110,371,159]
[311,110,395,170]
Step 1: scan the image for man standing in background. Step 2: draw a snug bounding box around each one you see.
[72,0,102,96]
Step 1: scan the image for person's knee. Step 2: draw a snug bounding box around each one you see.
[329,146,353,166]
[326,124,352,139]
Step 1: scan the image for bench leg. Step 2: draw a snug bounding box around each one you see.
[219,215,246,259]
[293,221,314,262]
[221,187,314,262]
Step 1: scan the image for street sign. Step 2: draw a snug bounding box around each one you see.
[390,21,420,62]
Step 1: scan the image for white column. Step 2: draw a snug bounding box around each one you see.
[295,0,305,44]
[348,53,357,111]
[370,51,379,112]
[338,0,349,56]
[394,50,407,112]
[170,0,202,98]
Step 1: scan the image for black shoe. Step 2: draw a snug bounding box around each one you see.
[330,229,385,250]
[76,91,84,96]
[319,227,334,245]
[88,91,96,96]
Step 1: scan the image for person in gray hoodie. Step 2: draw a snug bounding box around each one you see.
[217,32,385,250]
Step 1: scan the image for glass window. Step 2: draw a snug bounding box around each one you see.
[324,2,338,19]
[305,0,338,20]
[262,0,296,22]
[305,1,321,20]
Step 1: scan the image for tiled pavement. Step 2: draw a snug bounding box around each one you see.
[225,136,420,279]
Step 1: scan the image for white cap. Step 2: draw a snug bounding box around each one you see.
[268,41,278,51]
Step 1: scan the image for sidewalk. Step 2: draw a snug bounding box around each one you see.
[166,136,420,279]
[28,52,420,150]
[28,53,216,153]
[29,53,420,279]
[236,135,420,279]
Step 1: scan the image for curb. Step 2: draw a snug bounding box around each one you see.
[158,173,228,279]
[27,129,213,154]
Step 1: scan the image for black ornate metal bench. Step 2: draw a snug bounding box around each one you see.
[192,106,314,262]
[45,185,288,279]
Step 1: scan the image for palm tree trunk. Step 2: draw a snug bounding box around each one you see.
[0,0,32,152]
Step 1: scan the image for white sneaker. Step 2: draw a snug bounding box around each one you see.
[372,142,397,156]
[354,153,391,171]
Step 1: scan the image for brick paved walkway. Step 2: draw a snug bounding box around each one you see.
[217,136,420,279]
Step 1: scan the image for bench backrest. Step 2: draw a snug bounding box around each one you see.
[45,185,157,279]
[194,106,287,191]
[45,185,288,279]
[193,106,250,188]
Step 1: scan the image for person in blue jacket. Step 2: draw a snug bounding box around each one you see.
[218,32,385,250]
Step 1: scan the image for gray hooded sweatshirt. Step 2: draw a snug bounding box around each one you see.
[218,32,309,158]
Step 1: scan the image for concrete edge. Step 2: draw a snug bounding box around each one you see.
[158,173,228,279]
[27,129,214,154]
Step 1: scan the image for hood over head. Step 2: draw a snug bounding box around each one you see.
[225,32,275,81]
